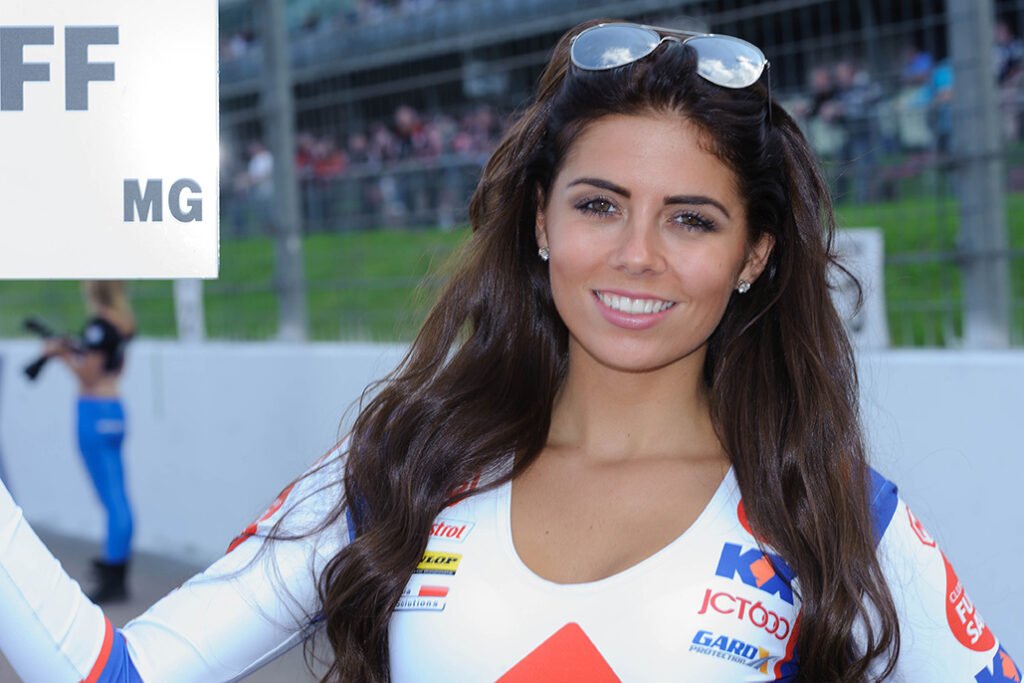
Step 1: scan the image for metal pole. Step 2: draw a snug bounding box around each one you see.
[0,356,8,489]
[949,0,1010,348]
[173,279,206,342]
[260,0,308,341]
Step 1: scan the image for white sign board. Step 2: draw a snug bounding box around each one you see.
[0,0,218,278]
[831,228,889,348]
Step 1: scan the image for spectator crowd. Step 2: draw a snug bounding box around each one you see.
[223,10,1024,231]
[224,103,505,234]
[790,19,1024,202]
[221,0,462,60]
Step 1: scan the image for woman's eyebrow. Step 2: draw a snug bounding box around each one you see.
[566,178,732,219]
[664,194,731,219]
[566,177,630,197]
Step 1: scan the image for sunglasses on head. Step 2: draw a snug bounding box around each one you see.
[570,22,770,90]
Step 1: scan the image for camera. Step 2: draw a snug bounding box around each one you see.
[22,317,77,381]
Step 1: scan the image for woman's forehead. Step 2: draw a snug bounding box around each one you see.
[557,113,742,202]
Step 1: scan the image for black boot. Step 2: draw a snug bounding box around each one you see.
[88,559,129,604]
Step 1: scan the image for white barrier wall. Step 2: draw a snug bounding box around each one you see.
[0,340,1021,654]
[0,340,407,561]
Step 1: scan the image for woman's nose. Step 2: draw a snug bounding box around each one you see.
[609,216,665,275]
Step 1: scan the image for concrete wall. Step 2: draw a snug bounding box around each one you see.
[0,340,1020,653]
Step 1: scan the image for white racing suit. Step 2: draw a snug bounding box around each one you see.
[0,445,1018,682]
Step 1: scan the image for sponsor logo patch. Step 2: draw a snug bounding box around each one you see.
[906,506,936,547]
[415,550,462,575]
[975,645,1021,683]
[445,475,482,508]
[430,518,474,543]
[497,623,621,682]
[715,543,795,605]
[689,629,780,674]
[395,584,450,612]
[226,481,297,554]
[943,553,995,651]
[697,587,793,640]
[737,501,754,536]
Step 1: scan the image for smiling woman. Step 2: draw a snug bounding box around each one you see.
[0,17,1018,683]
[536,113,772,371]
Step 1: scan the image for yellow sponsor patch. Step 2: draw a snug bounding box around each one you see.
[416,551,462,575]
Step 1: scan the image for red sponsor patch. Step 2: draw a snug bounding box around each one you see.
[430,518,474,542]
[445,474,482,508]
[738,500,753,536]
[226,482,297,553]
[943,553,995,651]
[498,623,620,683]
[906,506,936,547]
[417,585,449,598]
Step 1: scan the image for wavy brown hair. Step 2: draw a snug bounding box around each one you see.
[310,18,899,682]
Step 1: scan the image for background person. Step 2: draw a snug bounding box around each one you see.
[40,280,135,604]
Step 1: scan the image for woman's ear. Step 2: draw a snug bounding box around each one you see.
[742,232,775,284]
[535,192,548,250]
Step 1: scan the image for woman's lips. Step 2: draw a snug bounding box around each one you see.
[593,290,676,330]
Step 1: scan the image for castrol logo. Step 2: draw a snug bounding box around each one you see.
[430,518,474,543]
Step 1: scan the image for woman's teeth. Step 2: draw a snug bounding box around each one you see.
[596,292,675,315]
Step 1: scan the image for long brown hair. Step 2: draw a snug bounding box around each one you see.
[311,19,898,682]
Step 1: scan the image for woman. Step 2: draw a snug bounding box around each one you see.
[0,20,1017,682]
[42,280,135,603]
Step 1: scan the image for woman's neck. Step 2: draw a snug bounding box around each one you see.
[546,345,722,464]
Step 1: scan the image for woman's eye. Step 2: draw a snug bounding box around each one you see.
[576,197,616,216]
[674,211,716,232]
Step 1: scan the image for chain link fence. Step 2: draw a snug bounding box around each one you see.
[0,0,1020,346]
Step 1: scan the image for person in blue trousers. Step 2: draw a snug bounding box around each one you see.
[43,280,136,603]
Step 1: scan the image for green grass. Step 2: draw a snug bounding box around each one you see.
[0,228,469,342]
[835,193,1024,346]
[0,197,1020,346]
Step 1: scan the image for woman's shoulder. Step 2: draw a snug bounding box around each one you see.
[866,466,900,545]
[91,308,135,337]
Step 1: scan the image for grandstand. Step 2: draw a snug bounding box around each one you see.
[210,0,1019,347]
[0,0,1019,346]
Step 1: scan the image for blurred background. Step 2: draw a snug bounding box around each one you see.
[0,0,1020,348]
[0,1,1022,677]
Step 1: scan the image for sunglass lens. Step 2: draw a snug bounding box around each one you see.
[687,36,767,88]
[572,25,661,71]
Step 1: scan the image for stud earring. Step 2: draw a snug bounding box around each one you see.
[736,280,751,294]
[538,247,550,262]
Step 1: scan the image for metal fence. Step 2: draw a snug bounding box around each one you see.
[1,0,1021,346]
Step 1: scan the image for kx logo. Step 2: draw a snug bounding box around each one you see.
[975,645,1021,683]
[715,543,795,605]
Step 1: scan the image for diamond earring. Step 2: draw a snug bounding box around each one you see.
[736,280,751,294]
[538,247,550,262]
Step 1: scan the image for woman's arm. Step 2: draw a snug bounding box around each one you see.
[868,476,1019,681]
[0,450,349,682]
[44,339,107,387]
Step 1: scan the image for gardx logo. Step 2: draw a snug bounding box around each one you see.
[689,630,779,674]
[715,543,795,605]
